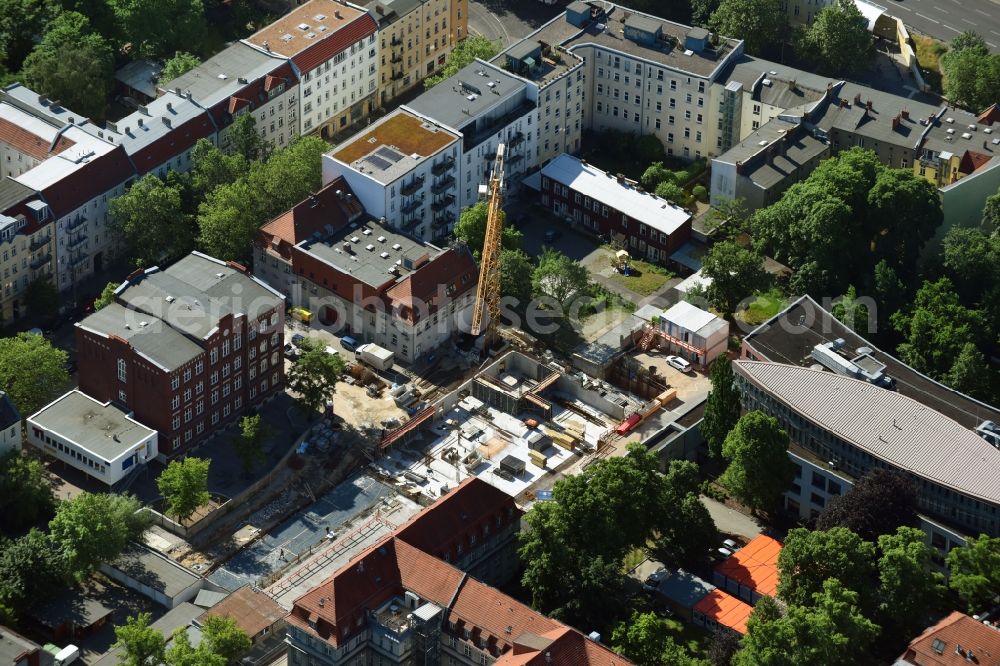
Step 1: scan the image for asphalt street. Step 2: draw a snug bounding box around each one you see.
[886,0,999,51]
[467,0,562,48]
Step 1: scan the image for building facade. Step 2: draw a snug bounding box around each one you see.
[244,0,378,139]
[0,392,20,457]
[654,300,728,367]
[75,252,285,458]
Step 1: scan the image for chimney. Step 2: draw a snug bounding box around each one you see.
[788,79,797,92]
[891,114,900,130]
[866,99,872,111]
[840,99,848,108]
[335,9,342,18]
[137,118,144,127]
[162,117,171,128]
[901,109,909,120]
[166,101,173,112]
[263,40,270,51]
[736,160,743,175]
[854,93,862,105]
[238,76,248,84]
[928,113,935,125]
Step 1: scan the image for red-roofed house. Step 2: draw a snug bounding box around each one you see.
[897,611,1000,665]
[253,180,477,363]
[287,480,631,666]
[243,0,378,140]
[713,534,782,605]
[692,589,752,636]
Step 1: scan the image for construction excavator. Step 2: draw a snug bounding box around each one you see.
[469,143,506,356]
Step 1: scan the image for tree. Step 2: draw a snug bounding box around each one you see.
[228,113,268,162]
[946,534,1000,613]
[189,139,249,198]
[286,338,345,415]
[110,174,195,268]
[941,32,1000,112]
[816,468,918,542]
[611,611,707,666]
[691,0,720,27]
[157,457,210,521]
[705,197,750,237]
[877,527,944,634]
[707,630,741,666]
[0,529,66,617]
[654,180,685,205]
[48,492,149,579]
[531,248,590,306]
[701,356,741,460]
[641,162,673,190]
[799,0,874,77]
[24,276,60,317]
[22,12,115,120]
[161,51,201,82]
[0,451,55,532]
[941,226,999,303]
[866,168,943,275]
[94,281,120,310]
[0,332,68,415]
[232,414,268,477]
[164,627,225,666]
[734,579,879,666]
[113,612,166,666]
[831,285,871,334]
[700,241,767,318]
[656,491,719,567]
[452,202,523,257]
[873,259,906,329]
[424,35,499,89]
[0,0,59,71]
[709,0,786,56]
[110,0,208,58]
[945,342,991,400]
[777,527,877,611]
[720,411,793,513]
[201,615,252,664]
[981,186,1000,232]
[499,249,533,305]
[892,278,987,380]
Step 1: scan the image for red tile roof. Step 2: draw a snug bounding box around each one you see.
[394,477,522,560]
[693,590,752,635]
[200,585,287,638]
[293,12,377,73]
[497,627,631,666]
[257,178,360,258]
[40,145,135,218]
[898,611,1000,665]
[385,246,478,320]
[978,103,1000,126]
[959,150,993,175]
[129,113,215,175]
[209,62,297,129]
[714,534,782,598]
[0,116,75,161]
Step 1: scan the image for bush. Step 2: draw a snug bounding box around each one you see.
[692,185,708,202]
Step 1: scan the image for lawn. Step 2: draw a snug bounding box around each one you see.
[912,33,947,93]
[740,288,787,325]
[608,256,675,296]
[664,617,712,656]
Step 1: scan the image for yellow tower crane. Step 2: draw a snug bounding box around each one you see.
[470,143,506,353]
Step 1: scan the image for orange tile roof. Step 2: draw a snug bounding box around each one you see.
[384,245,477,318]
[714,534,782,598]
[257,177,360,255]
[200,585,286,637]
[959,150,992,175]
[898,611,1000,665]
[978,103,1000,126]
[693,590,752,635]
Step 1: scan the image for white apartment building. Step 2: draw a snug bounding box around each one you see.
[405,60,539,208]
[322,108,461,243]
[244,0,378,139]
[0,392,21,457]
[28,390,158,487]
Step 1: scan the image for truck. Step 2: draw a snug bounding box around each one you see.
[355,343,395,371]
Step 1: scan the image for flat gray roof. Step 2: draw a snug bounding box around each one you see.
[923,106,1000,158]
[0,627,38,662]
[108,544,201,598]
[298,216,436,288]
[78,302,204,371]
[29,390,156,461]
[163,42,289,106]
[366,0,423,22]
[657,569,716,608]
[115,59,163,98]
[524,3,742,79]
[117,252,282,341]
[405,60,527,131]
[722,55,836,100]
[0,178,35,213]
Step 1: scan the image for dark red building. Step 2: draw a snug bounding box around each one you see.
[75,252,285,457]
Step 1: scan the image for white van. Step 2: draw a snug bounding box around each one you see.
[55,645,80,665]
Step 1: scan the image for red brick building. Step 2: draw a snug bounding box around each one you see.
[540,153,692,263]
[75,252,285,457]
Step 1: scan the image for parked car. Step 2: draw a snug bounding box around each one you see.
[291,333,305,346]
[284,343,300,360]
[340,335,359,352]
[642,568,667,593]
[715,546,734,559]
[722,538,739,550]
[665,355,692,372]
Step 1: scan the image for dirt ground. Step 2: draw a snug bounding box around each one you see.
[335,382,407,429]
[632,350,711,402]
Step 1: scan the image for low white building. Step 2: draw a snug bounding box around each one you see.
[656,300,728,367]
[28,390,157,486]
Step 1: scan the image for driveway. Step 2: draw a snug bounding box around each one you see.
[701,496,763,542]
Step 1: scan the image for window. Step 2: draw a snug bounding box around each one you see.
[119,389,127,403]
[210,348,219,364]
[184,407,192,423]
[172,415,181,430]
[195,360,204,374]
[222,339,231,357]
[183,388,191,402]
[234,333,242,350]
[171,375,179,390]
[171,395,180,410]
[117,358,127,382]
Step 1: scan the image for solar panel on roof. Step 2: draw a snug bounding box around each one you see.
[376,146,405,163]
[365,155,393,170]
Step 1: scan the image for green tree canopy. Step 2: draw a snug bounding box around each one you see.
[720,411,794,513]
[0,451,56,532]
[161,51,201,82]
[799,0,874,77]
[232,414,268,477]
[709,0,786,56]
[981,186,1000,232]
[114,612,166,666]
[0,0,59,71]
[0,332,69,415]
[499,248,533,305]
[0,529,66,618]
[611,610,709,666]
[531,248,590,306]
[287,338,345,415]
[940,31,1000,112]
[110,0,208,58]
[700,240,767,318]
[641,161,673,190]
[22,11,115,120]
[815,468,918,542]
[201,615,252,664]
[876,526,944,634]
[452,202,523,257]
[94,281,120,310]
[777,527,877,611]
[157,457,210,521]
[946,534,1000,613]
[228,113,269,162]
[48,491,150,579]
[701,356,741,460]
[424,35,499,89]
[189,139,250,198]
[831,285,871,333]
[25,276,60,317]
[654,180,685,205]
[110,174,195,268]
[164,627,225,666]
[734,579,879,666]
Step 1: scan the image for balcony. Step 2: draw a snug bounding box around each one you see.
[66,216,87,231]
[433,212,454,229]
[431,156,455,176]
[430,175,455,195]
[508,131,525,147]
[391,37,403,46]
[400,176,425,196]
[430,195,455,212]
[391,54,403,64]
[401,198,424,215]
[391,71,404,81]
[29,253,51,270]
[401,216,422,232]
[29,235,50,251]
[67,233,88,249]
[70,252,88,267]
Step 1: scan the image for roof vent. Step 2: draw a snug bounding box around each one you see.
[946,117,954,123]
[363,229,372,235]
[217,73,228,80]
[350,236,359,243]
[298,23,310,30]
[380,251,390,258]
[968,124,977,131]
[166,295,175,303]
[282,33,293,42]
[392,243,402,250]
[762,78,772,87]
[962,132,972,139]
[139,321,148,328]
[366,243,375,251]
[947,128,955,134]
[377,235,387,242]
[216,272,224,278]
[314,13,326,20]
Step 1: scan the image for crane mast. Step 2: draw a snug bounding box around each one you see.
[470,143,506,352]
